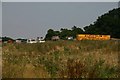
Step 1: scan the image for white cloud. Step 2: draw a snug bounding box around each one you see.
[1,0,120,2]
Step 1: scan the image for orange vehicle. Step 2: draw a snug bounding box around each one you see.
[76,34,110,40]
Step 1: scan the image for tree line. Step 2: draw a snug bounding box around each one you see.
[45,8,120,40]
[45,26,84,40]
[1,8,120,41]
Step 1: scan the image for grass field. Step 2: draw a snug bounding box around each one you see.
[2,40,119,78]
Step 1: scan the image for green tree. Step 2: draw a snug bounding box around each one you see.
[45,29,60,40]
[60,28,72,40]
[45,29,55,40]
[2,36,14,42]
[72,26,84,38]
[84,8,120,38]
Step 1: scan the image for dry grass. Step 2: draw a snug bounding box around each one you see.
[2,40,119,78]
[0,45,2,79]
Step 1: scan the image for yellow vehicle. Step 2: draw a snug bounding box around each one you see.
[76,34,110,40]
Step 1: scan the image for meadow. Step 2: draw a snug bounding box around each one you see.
[2,40,119,78]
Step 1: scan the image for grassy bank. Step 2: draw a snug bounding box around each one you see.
[2,40,119,78]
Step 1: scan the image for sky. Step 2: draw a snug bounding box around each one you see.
[2,2,118,39]
[0,2,1,37]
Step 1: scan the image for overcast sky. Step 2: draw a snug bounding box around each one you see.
[2,2,118,39]
[0,2,1,37]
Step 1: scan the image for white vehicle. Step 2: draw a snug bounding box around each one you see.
[27,39,45,43]
[39,40,45,43]
[27,39,37,43]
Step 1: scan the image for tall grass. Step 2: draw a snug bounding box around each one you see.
[2,40,119,78]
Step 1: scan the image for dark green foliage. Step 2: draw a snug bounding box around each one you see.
[45,26,84,40]
[60,28,72,40]
[45,8,120,40]
[45,29,61,40]
[84,8,120,38]
[2,36,14,42]
[45,29,55,40]
[71,26,84,38]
